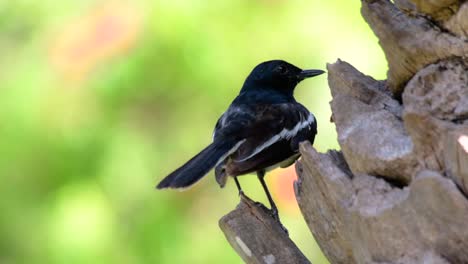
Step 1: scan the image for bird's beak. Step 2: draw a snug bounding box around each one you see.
[297,69,325,79]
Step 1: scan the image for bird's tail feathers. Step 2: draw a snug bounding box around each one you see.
[156,139,243,189]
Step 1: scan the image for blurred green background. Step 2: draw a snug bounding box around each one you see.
[0,0,386,263]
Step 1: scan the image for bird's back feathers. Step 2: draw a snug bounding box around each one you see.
[213,101,316,182]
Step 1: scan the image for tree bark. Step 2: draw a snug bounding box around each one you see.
[220,0,468,263]
[219,194,310,264]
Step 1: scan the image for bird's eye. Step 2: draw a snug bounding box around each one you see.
[276,66,287,74]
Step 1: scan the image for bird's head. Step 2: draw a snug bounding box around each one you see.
[242,60,325,94]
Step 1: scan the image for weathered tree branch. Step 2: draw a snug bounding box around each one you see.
[219,194,310,264]
[361,0,467,95]
[394,0,462,22]
[444,2,468,38]
[295,142,468,264]
[328,60,417,184]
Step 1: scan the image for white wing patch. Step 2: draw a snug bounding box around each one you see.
[237,114,315,162]
[177,139,246,191]
[216,139,246,166]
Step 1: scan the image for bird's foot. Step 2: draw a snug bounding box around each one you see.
[269,208,288,235]
[239,196,289,234]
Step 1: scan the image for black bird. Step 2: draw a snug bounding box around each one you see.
[157,60,324,220]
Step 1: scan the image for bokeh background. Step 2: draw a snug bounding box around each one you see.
[0,0,387,263]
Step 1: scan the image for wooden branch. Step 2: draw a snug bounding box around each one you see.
[444,2,468,38]
[219,194,310,264]
[292,2,468,261]
[402,58,468,122]
[394,0,461,21]
[361,0,468,95]
[402,58,468,177]
[327,60,417,184]
[294,146,355,264]
[444,129,468,196]
[295,142,468,264]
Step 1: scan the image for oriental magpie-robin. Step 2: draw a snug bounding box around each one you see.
[157,60,324,221]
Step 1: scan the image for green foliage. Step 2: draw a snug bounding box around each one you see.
[0,1,386,263]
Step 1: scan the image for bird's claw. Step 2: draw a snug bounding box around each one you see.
[269,208,288,234]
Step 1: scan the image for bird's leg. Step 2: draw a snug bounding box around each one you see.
[257,170,279,219]
[234,176,243,196]
[257,170,287,234]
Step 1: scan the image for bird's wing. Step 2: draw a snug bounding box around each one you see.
[213,103,315,162]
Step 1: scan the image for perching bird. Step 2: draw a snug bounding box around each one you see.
[157,60,324,221]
